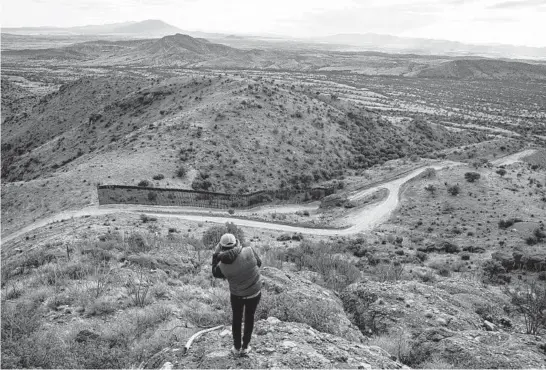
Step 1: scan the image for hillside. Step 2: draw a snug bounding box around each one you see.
[4,34,546,80]
[0,72,488,235]
[414,59,546,80]
[1,154,545,369]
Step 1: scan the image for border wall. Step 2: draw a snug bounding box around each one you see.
[97,184,336,209]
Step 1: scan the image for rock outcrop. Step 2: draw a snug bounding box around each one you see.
[411,328,546,369]
[258,267,364,342]
[157,317,405,369]
[341,278,509,335]
[340,278,546,368]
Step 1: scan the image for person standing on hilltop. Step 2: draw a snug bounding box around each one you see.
[212,233,262,357]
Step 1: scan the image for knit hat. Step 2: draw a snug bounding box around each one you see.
[220,233,237,248]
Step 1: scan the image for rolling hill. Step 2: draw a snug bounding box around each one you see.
[4,33,546,80]
[413,59,546,80]
[312,33,546,60]
[1,72,488,233]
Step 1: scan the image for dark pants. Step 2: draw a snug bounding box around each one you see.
[230,292,261,350]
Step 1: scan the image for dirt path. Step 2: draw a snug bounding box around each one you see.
[2,161,463,243]
[491,149,536,166]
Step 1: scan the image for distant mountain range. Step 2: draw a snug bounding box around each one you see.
[2,20,223,39]
[3,33,546,81]
[308,33,546,60]
[4,20,546,60]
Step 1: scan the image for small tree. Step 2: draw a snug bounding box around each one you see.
[505,281,546,335]
[424,184,437,196]
[496,169,507,177]
[176,166,187,178]
[447,184,460,196]
[465,172,481,183]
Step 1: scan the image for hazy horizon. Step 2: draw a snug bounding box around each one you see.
[2,0,546,48]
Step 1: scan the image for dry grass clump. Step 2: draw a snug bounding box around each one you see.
[368,328,412,364]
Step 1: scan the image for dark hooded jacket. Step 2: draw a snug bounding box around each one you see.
[212,244,262,297]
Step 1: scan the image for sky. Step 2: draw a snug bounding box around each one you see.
[2,0,545,47]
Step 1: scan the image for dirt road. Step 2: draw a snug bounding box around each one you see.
[2,161,468,244]
[491,149,536,166]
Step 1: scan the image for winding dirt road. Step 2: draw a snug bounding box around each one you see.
[3,149,536,244]
[2,160,470,245]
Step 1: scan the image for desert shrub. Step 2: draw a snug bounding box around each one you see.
[482,259,507,281]
[504,281,546,335]
[276,234,292,241]
[176,166,187,178]
[447,184,460,196]
[152,174,164,180]
[127,269,151,308]
[140,213,157,223]
[439,241,461,254]
[261,247,285,269]
[290,240,361,291]
[464,172,481,183]
[369,329,412,364]
[419,354,455,369]
[415,251,428,262]
[373,262,405,282]
[533,228,546,243]
[496,169,507,177]
[256,291,339,335]
[424,184,437,195]
[81,245,115,264]
[418,269,437,283]
[201,222,246,248]
[1,299,42,341]
[183,298,229,327]
[147,191,157,202]
[18,248,59,270]
[85,265,118,299]
[85,296,118,316]
[138,180,150,187]
[191,172,212,191]
[498,218,522,229]
[60,262,89,280]
[127,233,151,253]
